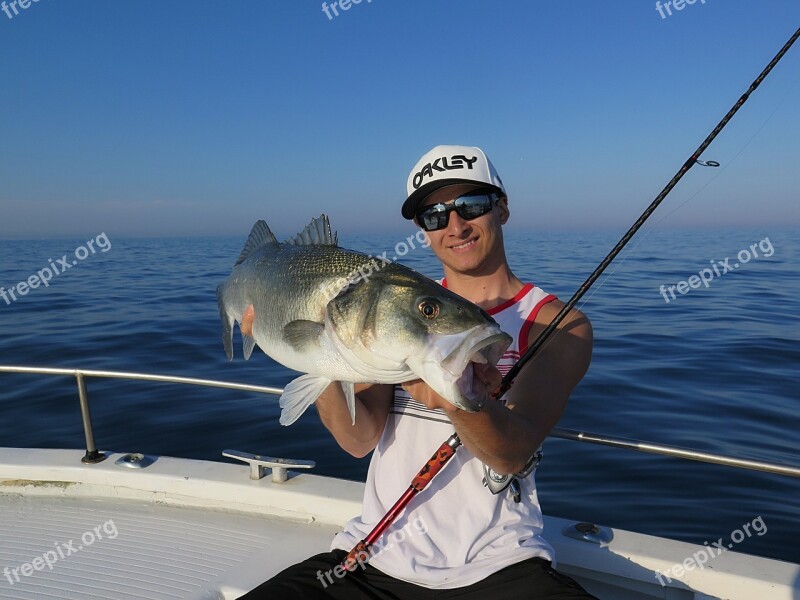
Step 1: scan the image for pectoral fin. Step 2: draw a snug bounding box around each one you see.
[282,320,325,352]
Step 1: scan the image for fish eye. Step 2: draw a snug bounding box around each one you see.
[418,299,440,319]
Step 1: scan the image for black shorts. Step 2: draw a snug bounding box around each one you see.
[237,549,599,599]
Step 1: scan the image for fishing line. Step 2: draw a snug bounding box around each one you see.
[502,28,800,395]
[340,26,800,574]
[573,65,800,319]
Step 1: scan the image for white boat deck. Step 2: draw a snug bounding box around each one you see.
[0,448,358,599]
[0,494,338,599]
[1,448,798,599]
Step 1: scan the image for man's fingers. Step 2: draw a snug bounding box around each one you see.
[400,379,422,393]
[474,363,502,390]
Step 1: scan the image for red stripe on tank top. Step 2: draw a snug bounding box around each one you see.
[440,280,535,316]
[518,293,557,356]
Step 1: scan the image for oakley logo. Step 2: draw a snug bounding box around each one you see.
[412,155,478,189]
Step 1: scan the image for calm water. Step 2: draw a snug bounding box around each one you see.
[0,227,798,565]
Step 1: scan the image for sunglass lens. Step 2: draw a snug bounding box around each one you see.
[417,193,495,231]
[456,196,492,219]
[421,209,446,231]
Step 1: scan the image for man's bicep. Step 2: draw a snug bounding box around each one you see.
[354,383,393,433]
[505,313,593,438]
[354,383,394,405]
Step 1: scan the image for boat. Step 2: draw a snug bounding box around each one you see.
[1,365,798,600]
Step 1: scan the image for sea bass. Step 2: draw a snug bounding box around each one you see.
[216,215,511,426]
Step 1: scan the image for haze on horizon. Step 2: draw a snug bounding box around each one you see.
[1,1,798,240]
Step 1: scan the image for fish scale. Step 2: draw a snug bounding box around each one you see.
[216,215,511,426]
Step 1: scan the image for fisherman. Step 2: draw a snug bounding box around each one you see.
[238,145,597,599]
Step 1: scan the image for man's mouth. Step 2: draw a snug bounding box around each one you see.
[449,237,478,252]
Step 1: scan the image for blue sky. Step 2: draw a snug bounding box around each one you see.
[1,1,798,238]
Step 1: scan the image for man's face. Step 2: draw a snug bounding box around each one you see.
[416,183,509,276]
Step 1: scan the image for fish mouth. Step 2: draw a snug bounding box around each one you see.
[440,329,512,412]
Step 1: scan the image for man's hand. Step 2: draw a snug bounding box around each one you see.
[240,305,255,337]
[401,363,503,413]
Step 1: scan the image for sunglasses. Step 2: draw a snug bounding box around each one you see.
[416,192,500,232]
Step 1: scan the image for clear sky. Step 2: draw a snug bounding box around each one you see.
[1,1,798,239]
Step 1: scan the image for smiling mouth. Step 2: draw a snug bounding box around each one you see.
[450,238,478,251]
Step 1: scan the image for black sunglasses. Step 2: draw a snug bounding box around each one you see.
[416,192,500,232]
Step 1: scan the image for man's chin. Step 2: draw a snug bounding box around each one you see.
[444,256,489,277]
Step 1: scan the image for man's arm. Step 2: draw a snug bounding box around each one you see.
[315,382,393,458]
[239,304,392,459]
[404,301,593,474]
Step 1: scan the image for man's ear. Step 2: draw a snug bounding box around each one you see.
[497,196,510,224]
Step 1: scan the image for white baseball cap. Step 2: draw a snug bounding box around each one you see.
[402,145,506,219]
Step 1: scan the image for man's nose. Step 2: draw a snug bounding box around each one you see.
[446,209,471,235]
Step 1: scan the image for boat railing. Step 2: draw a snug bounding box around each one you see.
[1,364,798,478]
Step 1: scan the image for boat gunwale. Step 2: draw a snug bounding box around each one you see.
[1,363,798,478]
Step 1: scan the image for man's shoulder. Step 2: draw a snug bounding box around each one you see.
[519,297,593,385]
[532,298,593,343]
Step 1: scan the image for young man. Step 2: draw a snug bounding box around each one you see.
[238,145,596,599]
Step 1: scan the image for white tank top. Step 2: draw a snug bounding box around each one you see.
[331,282,557,589]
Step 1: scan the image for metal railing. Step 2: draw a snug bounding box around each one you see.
[0,365,282,464]
[1,364,798,478]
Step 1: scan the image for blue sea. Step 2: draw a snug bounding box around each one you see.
[0,227,797,565]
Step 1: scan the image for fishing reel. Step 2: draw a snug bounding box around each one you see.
[482,449,542,503]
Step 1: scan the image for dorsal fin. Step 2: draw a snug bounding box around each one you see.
[235,220,278,266]
[284,214,338,247]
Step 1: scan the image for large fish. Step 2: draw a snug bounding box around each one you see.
[216,215,511,425]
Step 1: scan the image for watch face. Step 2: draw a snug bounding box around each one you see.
[486,468,508,483]
[483,464,514,495]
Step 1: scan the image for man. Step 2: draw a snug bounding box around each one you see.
[239,145,596,599]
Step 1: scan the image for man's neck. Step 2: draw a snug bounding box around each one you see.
[443,264,525,312]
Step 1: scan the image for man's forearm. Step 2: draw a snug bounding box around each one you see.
[446,401,541,475]
[315,382,388,458]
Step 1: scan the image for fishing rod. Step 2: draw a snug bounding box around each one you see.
[342,26,800,573]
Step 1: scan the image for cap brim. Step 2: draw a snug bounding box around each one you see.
[402,180,504,220]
